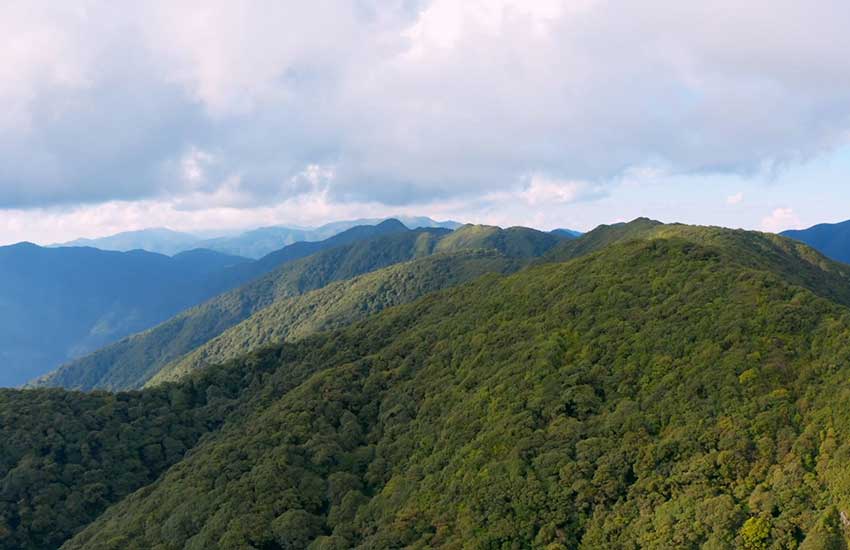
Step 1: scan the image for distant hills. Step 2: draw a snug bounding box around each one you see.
[3,221,410,387]
[53,216,464,258]
[0,244,248,387]
[52,228,204,257]
[781,219,850,263]
[34,222,563,391]
[8,220,850,548]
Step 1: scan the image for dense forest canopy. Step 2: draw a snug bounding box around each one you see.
[33,223,563,392]
[4,221,850,548]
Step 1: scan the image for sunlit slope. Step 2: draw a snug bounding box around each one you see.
[149,249,522,386]
[60,228,850,549]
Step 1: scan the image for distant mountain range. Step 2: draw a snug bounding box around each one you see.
[53,216,464,258]
[3,220,411,387]
[781,219,850,263]
[0,244,248,387]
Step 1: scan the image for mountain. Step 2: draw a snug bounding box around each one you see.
[197,216,463,258]
[54,228,204,256]
[6,222,850,548]
[782,219,850,263]
[6,222,414,388]
[33,224,561,392]
[53,217,464,259]
[0,243,248,387]
[550,228,582,239]
[544,217,664,262]
[148,249,524,386]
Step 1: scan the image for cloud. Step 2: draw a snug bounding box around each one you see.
[726,192,744,205]
[761,207,802,232]
[1,0,850,219]
[518,174,606,206]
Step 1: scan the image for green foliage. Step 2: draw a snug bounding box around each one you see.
[36,225,561,392]
[150,250,521,386]
[50,230,850,548]
[740,516,771,550]
[8,224,850,549]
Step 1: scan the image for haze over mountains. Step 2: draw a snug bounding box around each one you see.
[6,218,850,548]
[0,244,247,387]
[54,216,464,259]
[1,219,416,387]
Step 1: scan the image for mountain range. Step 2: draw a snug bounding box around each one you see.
[6,219,850,548]
[0,244,248,387]
[2,220,411,387]
[782,219,850,264]
[53,216,464,259]
[33,222,564,391]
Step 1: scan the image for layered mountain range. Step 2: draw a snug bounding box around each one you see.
[4,219,850,548]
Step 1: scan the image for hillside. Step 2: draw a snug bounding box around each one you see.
[149,249,523,386]
[35,224,560,392]
[5,225,850,548]
[782,219,850,264]
[0,244,248,387]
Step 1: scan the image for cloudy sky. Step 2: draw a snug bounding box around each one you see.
[2,0,850,244]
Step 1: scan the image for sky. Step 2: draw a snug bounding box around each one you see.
[2,0,850,245]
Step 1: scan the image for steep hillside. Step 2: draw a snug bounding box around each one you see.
[782,219,850,264]
[35,224,560,392]
[28,226,850,549]
[0,244,248,387]
[203,219,413,294]
[149,249,523,386]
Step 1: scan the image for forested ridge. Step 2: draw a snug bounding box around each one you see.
[33,224,562,392]
[5,223,850,548]
[149,249,523,386]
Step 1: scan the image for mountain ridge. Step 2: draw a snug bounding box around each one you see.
[51,216,463,258]
[782,219,850,264]
[5,223,850,548]
[33,223,562,391]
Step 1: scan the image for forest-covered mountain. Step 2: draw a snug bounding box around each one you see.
[5,221,850,548]
[0,244,247,387]
[32,224,563,391]
[782,219,850,264]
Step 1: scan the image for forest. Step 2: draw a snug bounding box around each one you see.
[5,222,850,548]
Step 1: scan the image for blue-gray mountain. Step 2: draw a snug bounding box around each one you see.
[0,244,246,387]
[2,221,410,387]
[782,219,850,264]
[54,216,462,259]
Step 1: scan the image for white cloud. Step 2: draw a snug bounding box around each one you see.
[518,174,605,206]
[1,0,850,226]
[726,192,744,205]
[761,207,802,232]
